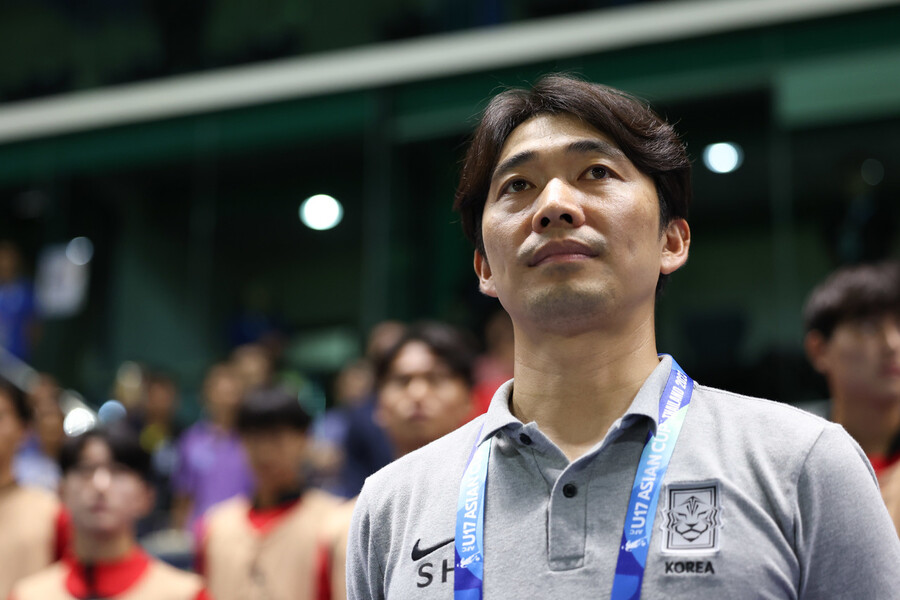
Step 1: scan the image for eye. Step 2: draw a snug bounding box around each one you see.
[501,178,532,195]
[585,165,610,180]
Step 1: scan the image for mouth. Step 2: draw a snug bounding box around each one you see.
[528,240,599,267]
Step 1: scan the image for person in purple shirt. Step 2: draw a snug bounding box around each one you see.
[171,363,254,531]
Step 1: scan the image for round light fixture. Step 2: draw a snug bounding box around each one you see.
[65,236,94,266]
[300,194,344,231]
[703,142,744,174]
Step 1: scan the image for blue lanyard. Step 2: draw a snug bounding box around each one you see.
[454,357,694,600]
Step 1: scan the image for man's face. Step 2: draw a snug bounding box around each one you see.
[376,341,471,454]
[0,392,25,464]
[204,371,244,420]
[809,313,900,406]
[240,427,307,491]
[474,113,689,335]
[61,438,153,539]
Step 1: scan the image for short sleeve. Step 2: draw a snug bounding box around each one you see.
[795,424,900,598]
[345,486,385,600]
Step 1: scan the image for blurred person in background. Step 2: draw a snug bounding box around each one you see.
[803,261,900,479]
[9,425,209,600]
[0,241,39,362]
[129,370,184,534]
[318,321,476,599]
[230,343,274,392]
[197,385,338,600]
[14,373,64,491]
[312,321,405,499]
[0,378,68,599]
[469,309,514,418]
[171,363,253,532]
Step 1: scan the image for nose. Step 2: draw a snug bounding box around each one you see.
[406,376,431,402]
[883,316,900,352]
[91,466,112,492]
[532,179,585,232]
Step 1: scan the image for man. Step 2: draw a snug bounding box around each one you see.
[197,386,339,600]
[803,261,900,479]
[172,363,254,531]
[14,373,65,491]
[0,378,68,599]
[346,75,900,599]
[9,425,208,600]
[319,321,477,599]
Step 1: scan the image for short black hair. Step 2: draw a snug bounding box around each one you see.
[375,321,478,388]
[59,424,153,482]
[803,261,900,339]
[236,386,311,434]
[0,377,30,424]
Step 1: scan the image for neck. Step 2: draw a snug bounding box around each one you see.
[254,479,302,509]
[831,394,900,457]
[74,531,136,563]
[510,316,660,461]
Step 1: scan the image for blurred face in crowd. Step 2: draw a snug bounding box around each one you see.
[0,242,21,283]
[231,345,273,391]
[376,341,471,456]
[62,438,153,539]
[241,427,307,493]
[0,390,25,466]
[204,368,244,426]
[807,313,900,406]
[28,376,64,456]
[145,379,178,424]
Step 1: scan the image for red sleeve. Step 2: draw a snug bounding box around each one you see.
[193,515,208,577]
[314,543,333,600]
[54,506,72,560]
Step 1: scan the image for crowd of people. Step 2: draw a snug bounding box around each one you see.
[1,74,899,599]
[0,317,508,599]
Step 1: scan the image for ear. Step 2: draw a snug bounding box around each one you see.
[804,330,831,374]
[660,218,691,275]
[138,483,156,519]
[473,250,498,298]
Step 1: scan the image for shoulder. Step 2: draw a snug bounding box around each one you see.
[352,417,485,549]
[685,383,875,492]
[302,488,343,512]
[359,416,486,512]
[204,495,249,523]
[9,562,67,599]
[690,383,831,446]
[144,558,205,596]
[7,484,59,510]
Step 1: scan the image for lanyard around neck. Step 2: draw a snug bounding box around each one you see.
[453,356,694,600]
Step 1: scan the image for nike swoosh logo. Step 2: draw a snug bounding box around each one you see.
[411,537,454,561]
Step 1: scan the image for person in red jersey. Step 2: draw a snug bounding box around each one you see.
[0,378,69,599]
[197,385,339,600]
[8,424,209,600]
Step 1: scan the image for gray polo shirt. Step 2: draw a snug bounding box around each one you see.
[347,356,900,599]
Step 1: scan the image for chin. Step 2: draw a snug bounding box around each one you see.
[521,285,611,329]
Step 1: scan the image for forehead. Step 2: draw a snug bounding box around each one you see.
[389,341,442,373]
[497,113,621,166]
[78,437,113,463]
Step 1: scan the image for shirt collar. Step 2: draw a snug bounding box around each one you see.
[64,546,151,598]
[476,354,676,445]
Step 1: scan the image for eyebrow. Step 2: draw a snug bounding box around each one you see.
[490,139,626,184]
